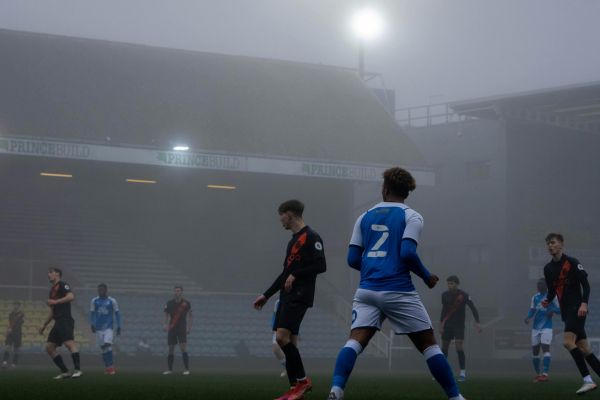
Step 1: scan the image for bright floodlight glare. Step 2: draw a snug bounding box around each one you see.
[351,8,384,40]
[173,145,189,151]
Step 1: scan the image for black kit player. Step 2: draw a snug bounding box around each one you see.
[2,301,24,368]
[542,233,600,395]
[253,199,327,400]
[39,267,82,379]
[440,275,481,382]
[163,286,193,375]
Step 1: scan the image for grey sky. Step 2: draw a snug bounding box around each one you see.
[1,0,599,108]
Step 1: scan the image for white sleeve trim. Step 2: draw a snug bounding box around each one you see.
[349,212,366,247]
[402,209,423,243]
[90,297,97,312]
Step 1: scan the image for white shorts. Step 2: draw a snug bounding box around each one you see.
[96,329,114,347]
[531,329,553,346]
[351,288,433,334]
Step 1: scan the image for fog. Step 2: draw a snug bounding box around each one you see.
[1,0,600,379]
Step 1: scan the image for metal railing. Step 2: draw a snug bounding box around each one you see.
[396,103,474,128]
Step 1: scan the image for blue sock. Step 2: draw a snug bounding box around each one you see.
[424,345,460,398]
[533,357,541,374]
[331,340,362,389]
[543,353,551,374]
[106,350,113,367]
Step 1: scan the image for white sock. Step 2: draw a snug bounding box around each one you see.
[449,395,465,400]
[459,369,466,376]
[330,386,344,398]
[584,375,594,383]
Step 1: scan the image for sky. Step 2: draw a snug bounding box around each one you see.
[1,0,599,108]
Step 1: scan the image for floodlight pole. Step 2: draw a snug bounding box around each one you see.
[358,39,365,80]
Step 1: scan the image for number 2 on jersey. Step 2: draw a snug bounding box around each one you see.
[367,224,389,258]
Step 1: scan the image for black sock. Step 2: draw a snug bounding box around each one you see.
[167,354,174,371]
[12,353,18,365]
[71,352,80,370]
[570,348,590,377]
[281,342,305,382]
[2,351,8,363]
[585,353,600,376]
[457,350,466,370]
[53,355,69,373]
[182,352,189,370]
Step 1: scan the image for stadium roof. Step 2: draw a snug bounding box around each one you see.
[450,81,600,134]
[0,29,426,168]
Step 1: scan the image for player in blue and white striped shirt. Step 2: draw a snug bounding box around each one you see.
[525,278,560,382]
[90,283,121,375]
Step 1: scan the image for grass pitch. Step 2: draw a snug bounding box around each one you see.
[0,368,594,399]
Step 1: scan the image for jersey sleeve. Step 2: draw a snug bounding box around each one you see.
[61,281,72,295]
[349,213,366,247]
[90,298,96,312]
[111,297,120,312]
[292,231,327,278]
[403,209,423,243]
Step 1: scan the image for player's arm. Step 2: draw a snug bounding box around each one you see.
[113,298,122,335]
[542,267,556,305]
[187,309,193,334]
[39,310,53,335]
[47,284,74,306]
[347,245,363,271]
[400,211,438,288]
[255,271,286,309]
[163,305,170,331]
[89,299,97,333]
[466,296,482,332]
[577,261,590,317]
[525,296,536,324]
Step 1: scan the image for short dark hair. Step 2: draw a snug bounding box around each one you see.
[98,283,107,289]
[278,199,304,217]
[545,233,564,243]
[447,275,460,284]
[48,267,62,277]
[174,285,183,290]
[383,167,416,199]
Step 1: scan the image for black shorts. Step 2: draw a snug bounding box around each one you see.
[5,331,22,348]
[442,324,465,341]
[168,327,187,345]
[47,319,74,346]
[564,312,587,340]
[274,300,308,335]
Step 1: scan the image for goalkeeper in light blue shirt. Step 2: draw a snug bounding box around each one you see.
[90,283,121,375]
[525,278,560,382]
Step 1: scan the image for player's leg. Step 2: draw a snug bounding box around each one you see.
[539,343,551,380]
[328,327,376,399]
[2,340,9,367]
[441,338,451,358]
[564,329,596,395]
[578,337,600,378]
[64,339,81,376]
[328,289,382,400]
[101,329,115,373]
[275,302,309,386]
[408,329,465,400]
[531,342,542,380]
[46,341,69,376]
[386,292,463,400]
[272,332,287,377]
[455,338,466,381]
[165,342,175,374]
[179,340,190,374]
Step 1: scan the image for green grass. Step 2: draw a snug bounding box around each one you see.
[0,369,594,400]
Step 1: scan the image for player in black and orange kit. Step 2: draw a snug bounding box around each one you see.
[39,267,82,379]
[542,233,600,395]
[253,199,326,400]
[440,275,481,382]
[163,286,193,375]
[2,301,24,368]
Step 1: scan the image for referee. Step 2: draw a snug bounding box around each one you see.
[253,199,326,400]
